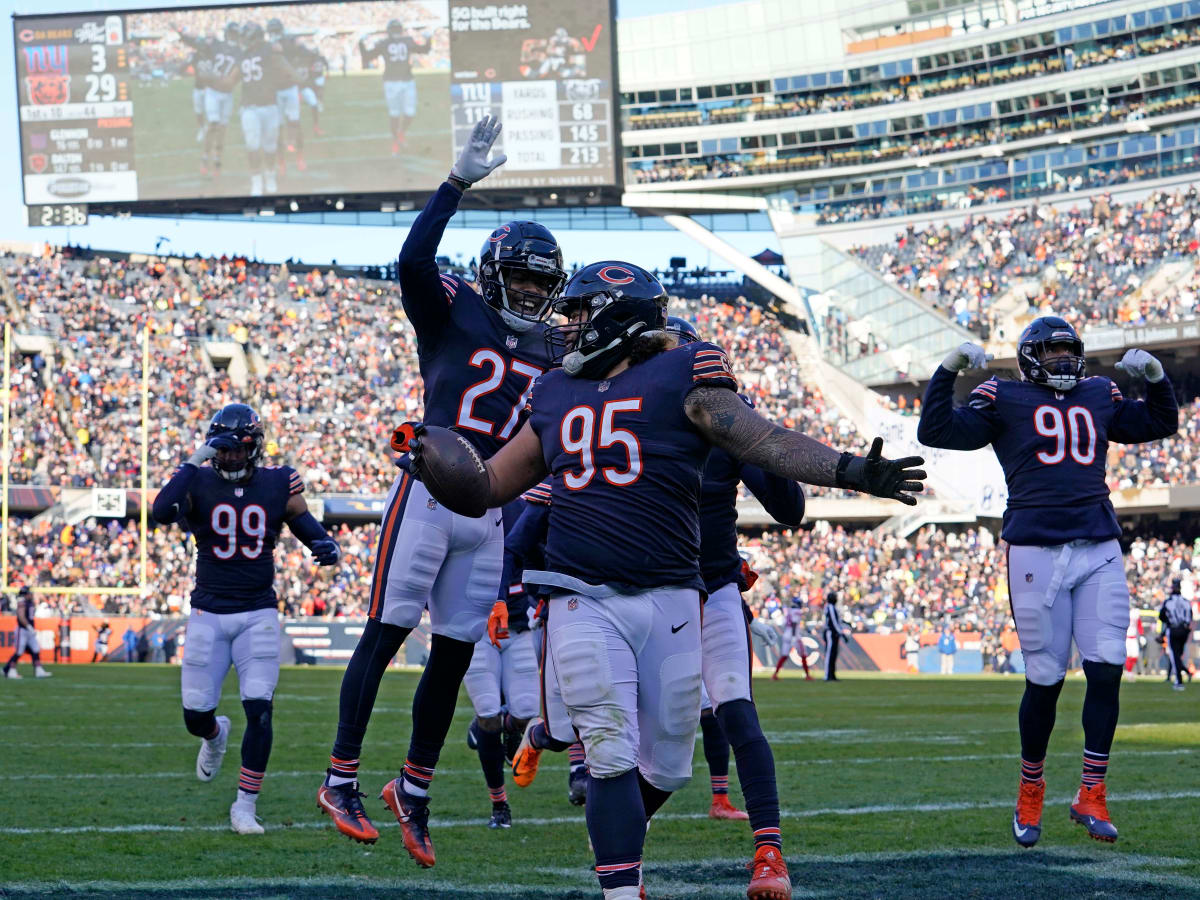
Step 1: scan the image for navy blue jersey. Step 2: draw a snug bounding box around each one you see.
[397,183,553,459]
[183,465,303,612]
[361,35,420,80]
[497,498,533,633]
[238,42,292,105]
[207,40,240,84]
[190,45,215,89]
[527,341,737,593]
[700,443,805,594]
[16,595,34,629]
[918,367,1177,545]
[279,38,316,85]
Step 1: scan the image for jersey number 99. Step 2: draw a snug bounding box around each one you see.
[211,503,267,559]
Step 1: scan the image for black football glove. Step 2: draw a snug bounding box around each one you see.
[310,538,340,566]
[835,437,926,506]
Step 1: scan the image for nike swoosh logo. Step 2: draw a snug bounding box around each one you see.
[1012,814,1028,837]
[1105,557,1116,564]
[671,621,688,634]
[495,518,503,526]
[199,768,211,778]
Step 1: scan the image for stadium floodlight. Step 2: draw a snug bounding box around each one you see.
[289,200,299,212]
[335,199,345,211]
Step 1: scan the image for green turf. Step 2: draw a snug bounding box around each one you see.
[128,72,451,201]
[1,666,1198,898]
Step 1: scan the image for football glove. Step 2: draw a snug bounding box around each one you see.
[450,116,507,185]
[310,538,340,566]
[836,437,926,507]
[941,341,992,373]
[1115,348,1165,383]
[487,600,509,647]
[749,617,775,644]
[187,443,218,467]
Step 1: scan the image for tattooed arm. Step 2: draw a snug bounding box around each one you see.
[683,385,926,505]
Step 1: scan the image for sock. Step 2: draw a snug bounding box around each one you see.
[237,770,263,798]
[700,708,730,796]
[588,770,644,892]
[773,655,787,676]
[327,755,359,787]
[1020,757,1044,785]
[475,720,507,802]
[1081,660,1121,787]
[637,771,672,820]
[330,618,410,771]
[717,699,781,851]
[403,633,476,798]
[568,741,587,771]
[489,785,508,807]
[1018,678,1064,764]
[30,651,41,667]
[530,719,572,752]
[240,699,272,794]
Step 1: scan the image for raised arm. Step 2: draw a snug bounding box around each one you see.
[683,385,925,505]
[916,354,1003,451]
[1110,350,1178,443]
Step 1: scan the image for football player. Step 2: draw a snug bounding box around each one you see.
[152,403,340,835]
[917,317,1178,847]
[462,495,539,829]
[359,19,427,155]
[266,18,315,172]
[407,261,924,900]
[194,21,241,180]
[771,604,813,681]
[175,27,215,147]
[300,47,328,136]
[4,586,51,679]
[317,116,567,866]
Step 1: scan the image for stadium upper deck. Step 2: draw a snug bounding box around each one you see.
[617,0,1200,223]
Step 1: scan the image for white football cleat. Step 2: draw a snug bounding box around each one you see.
[230,801,264,834]
[196,715,231,782]
[264,171,278,193]
[250,174,263,197]
[34,667,51,678]
[5,668,20,679]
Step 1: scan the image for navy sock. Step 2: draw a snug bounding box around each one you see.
[475,719,507,803]
[530,719,572,752]
[331,618,410,764]
[700,707,730,794]
[1018,678,1064,765]
[1081,661,1121,784]
[587,770,644,892]
[403,633,475,796]
[717,699,780,850]
[637,771,672,820]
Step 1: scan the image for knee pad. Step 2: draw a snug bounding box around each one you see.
[584,731,637,780]
[477,714,502,734]
[242,698,272,731]
[715,698,764,751]
[183,707,217,738]
[1023,650,1068,686]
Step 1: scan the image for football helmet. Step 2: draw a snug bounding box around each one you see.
[240,21,264,47]
[224,21,241,46]
[206,403,264,482]
[665,315,700,344]
[387,18,406,39]
[266,18,284,42]
[478,222,567,332]
[545,261,668,379]
[1017,316,1085,392]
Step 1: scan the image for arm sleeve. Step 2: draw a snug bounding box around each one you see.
[740,463,805,527]
[286,511,331,549]
[1108,376,1179,444]
[151,464,199,524]
[916,366,1003,450]
[505,503,550,562]
[358,39,378,64]
[397,182,465,349]
[498,546,523,604]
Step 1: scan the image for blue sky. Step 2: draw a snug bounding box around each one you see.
[1,0,775,268]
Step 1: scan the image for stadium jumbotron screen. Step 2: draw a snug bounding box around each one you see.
[13,0,617,206]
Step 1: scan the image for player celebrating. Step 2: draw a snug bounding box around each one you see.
[192,21,241,179]
[771,604,813,681]
[406,261,924,899]
[359,19,427,155]
[917,318,1178,847]
[152,403,340,835]
[300,44,328,136]
[4,586,51,679]
[316,116,567,865]
[176,28,215,146]
[266,18,316,172]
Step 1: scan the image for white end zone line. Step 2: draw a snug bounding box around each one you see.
[2,789,1198,836]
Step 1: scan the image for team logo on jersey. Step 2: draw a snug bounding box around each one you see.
[596,265,634,285]
[23,46,70,106]
[506,335,518,349]
[597,380,609,393]
[567,598,578,611]
[427,498,438,509]
[235,488,244,497]
[1025,572,1034,582]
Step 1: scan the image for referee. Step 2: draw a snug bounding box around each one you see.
[4,587,51,679]
[1160,580,1193,692]
[823,591,850,681]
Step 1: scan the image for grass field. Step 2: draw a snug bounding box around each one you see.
[1,665,1198,899]
[129,72,451,201]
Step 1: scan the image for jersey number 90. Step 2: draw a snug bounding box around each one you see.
[1033,405,1096,465]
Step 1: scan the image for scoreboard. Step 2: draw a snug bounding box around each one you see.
[13,1,617,209]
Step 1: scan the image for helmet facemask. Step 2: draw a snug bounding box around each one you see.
[1019,338,1085,392]
[481,257,565,333]
[545,292,665,379]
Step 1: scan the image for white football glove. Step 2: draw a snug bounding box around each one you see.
[187,444,217,467]
[1115,348,1165,383]
[749,617,776,644]
[941,342,992,374]
[450,116,507,185]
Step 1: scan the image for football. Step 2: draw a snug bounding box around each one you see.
[412,425,491,518]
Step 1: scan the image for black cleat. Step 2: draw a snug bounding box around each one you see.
[567,767,588,806]
[489,802,512,829]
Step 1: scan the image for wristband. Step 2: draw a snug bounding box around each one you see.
[447,173,471,192]
[835,452,854,489]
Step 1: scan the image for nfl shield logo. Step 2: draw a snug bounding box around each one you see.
[427,498,438,510]
[506,335,518,349]
[567,598,578,611]
[235,488,244,497]
[1025,572,1034,583]
[598,381,609,393]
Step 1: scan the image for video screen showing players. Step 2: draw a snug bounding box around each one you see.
[14,0,616,206]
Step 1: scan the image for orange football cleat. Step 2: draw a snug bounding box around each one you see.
[746,845,791,900]
[709,794,749,821]
[1070,782,1118,842]
[381,778,436,867]
[317,780,379,844]
[511,718,544,787]
[1012,779,1044,847]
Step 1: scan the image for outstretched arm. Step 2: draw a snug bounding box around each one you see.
[683,385,925,505]
[484,422,549,508]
